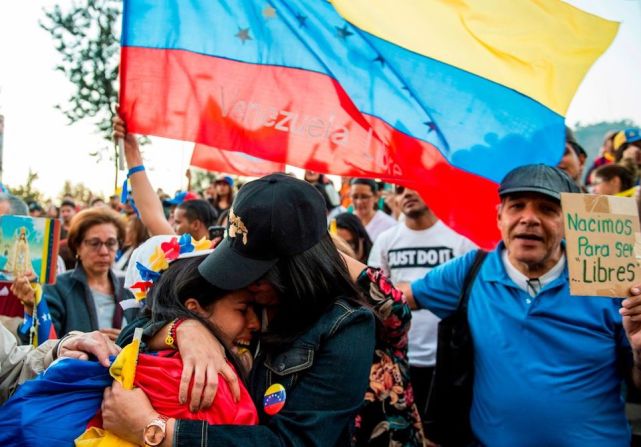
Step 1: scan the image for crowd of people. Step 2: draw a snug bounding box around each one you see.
[0,122,641,447]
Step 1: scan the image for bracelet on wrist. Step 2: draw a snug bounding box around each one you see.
[127,165,145,177]
[165,318,186,349]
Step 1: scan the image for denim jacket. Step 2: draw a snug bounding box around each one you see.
[174,298,376,447]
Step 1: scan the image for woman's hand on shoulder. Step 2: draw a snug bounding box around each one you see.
[176,319,241,411]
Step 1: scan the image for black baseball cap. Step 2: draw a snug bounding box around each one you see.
[198,173,327,289]
[498,164,580,201]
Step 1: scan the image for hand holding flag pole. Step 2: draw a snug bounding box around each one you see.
[118,137,125,171]
[113,103,126,171]
[11,272,56,347]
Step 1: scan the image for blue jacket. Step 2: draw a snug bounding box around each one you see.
[44,264,138,336]
[174,298,376,446]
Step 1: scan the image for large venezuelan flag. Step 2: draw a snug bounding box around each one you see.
[120,0,617,248]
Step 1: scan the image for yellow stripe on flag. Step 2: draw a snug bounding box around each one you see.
[41,219,51,283]
[75,330,143,446]
[109,328,143,390]
[331,0,618,115]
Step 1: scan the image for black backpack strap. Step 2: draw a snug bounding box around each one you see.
[456,250,488,314]
[423,249,488,446]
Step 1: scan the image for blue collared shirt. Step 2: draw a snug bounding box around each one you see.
[412,243,631,447]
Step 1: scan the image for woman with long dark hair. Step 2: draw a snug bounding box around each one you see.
[102,174,376,446]
[114,216,150,273]
[335,212,373,264]
[211,176,235,215]
[592,164,637,197]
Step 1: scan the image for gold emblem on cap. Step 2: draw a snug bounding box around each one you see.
[228,208,249,245]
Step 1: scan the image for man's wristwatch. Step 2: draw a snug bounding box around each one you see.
[143,414,169,447]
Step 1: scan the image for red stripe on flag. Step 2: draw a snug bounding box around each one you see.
[121,47,500,247]
[191,145,286,177]
[49,325,57,340]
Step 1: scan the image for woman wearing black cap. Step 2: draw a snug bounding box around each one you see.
[102,173,376,447]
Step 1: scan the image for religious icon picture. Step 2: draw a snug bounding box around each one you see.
[0,215,61,284]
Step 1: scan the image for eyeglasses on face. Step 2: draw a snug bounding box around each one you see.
[82,238,119,252]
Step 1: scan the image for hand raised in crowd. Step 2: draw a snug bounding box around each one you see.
[112,112,142,166]
[147,319,241,411]
[10,270,38,315]
[113,109,175,236]
[58,330,121,368]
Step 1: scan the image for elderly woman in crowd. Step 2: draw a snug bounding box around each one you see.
[13,208,139,339]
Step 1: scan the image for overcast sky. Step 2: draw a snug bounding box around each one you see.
[0,0,639,200]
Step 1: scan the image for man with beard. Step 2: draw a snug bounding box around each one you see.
[368,185,476,424]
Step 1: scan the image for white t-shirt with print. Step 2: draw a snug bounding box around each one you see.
[368,220,477,367]
[365,210,397,243]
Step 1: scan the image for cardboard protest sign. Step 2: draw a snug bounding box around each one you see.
[561,193,641,297]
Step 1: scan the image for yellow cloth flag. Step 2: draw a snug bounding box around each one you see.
[331,0,618,115]
[108,335,141,390]
[75,428,135,447]
[75,330,142,447]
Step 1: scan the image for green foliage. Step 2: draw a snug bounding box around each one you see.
[8,169,44,204]
[40,0,121,141]
[58,179,97,205]
[189,168,217,194]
